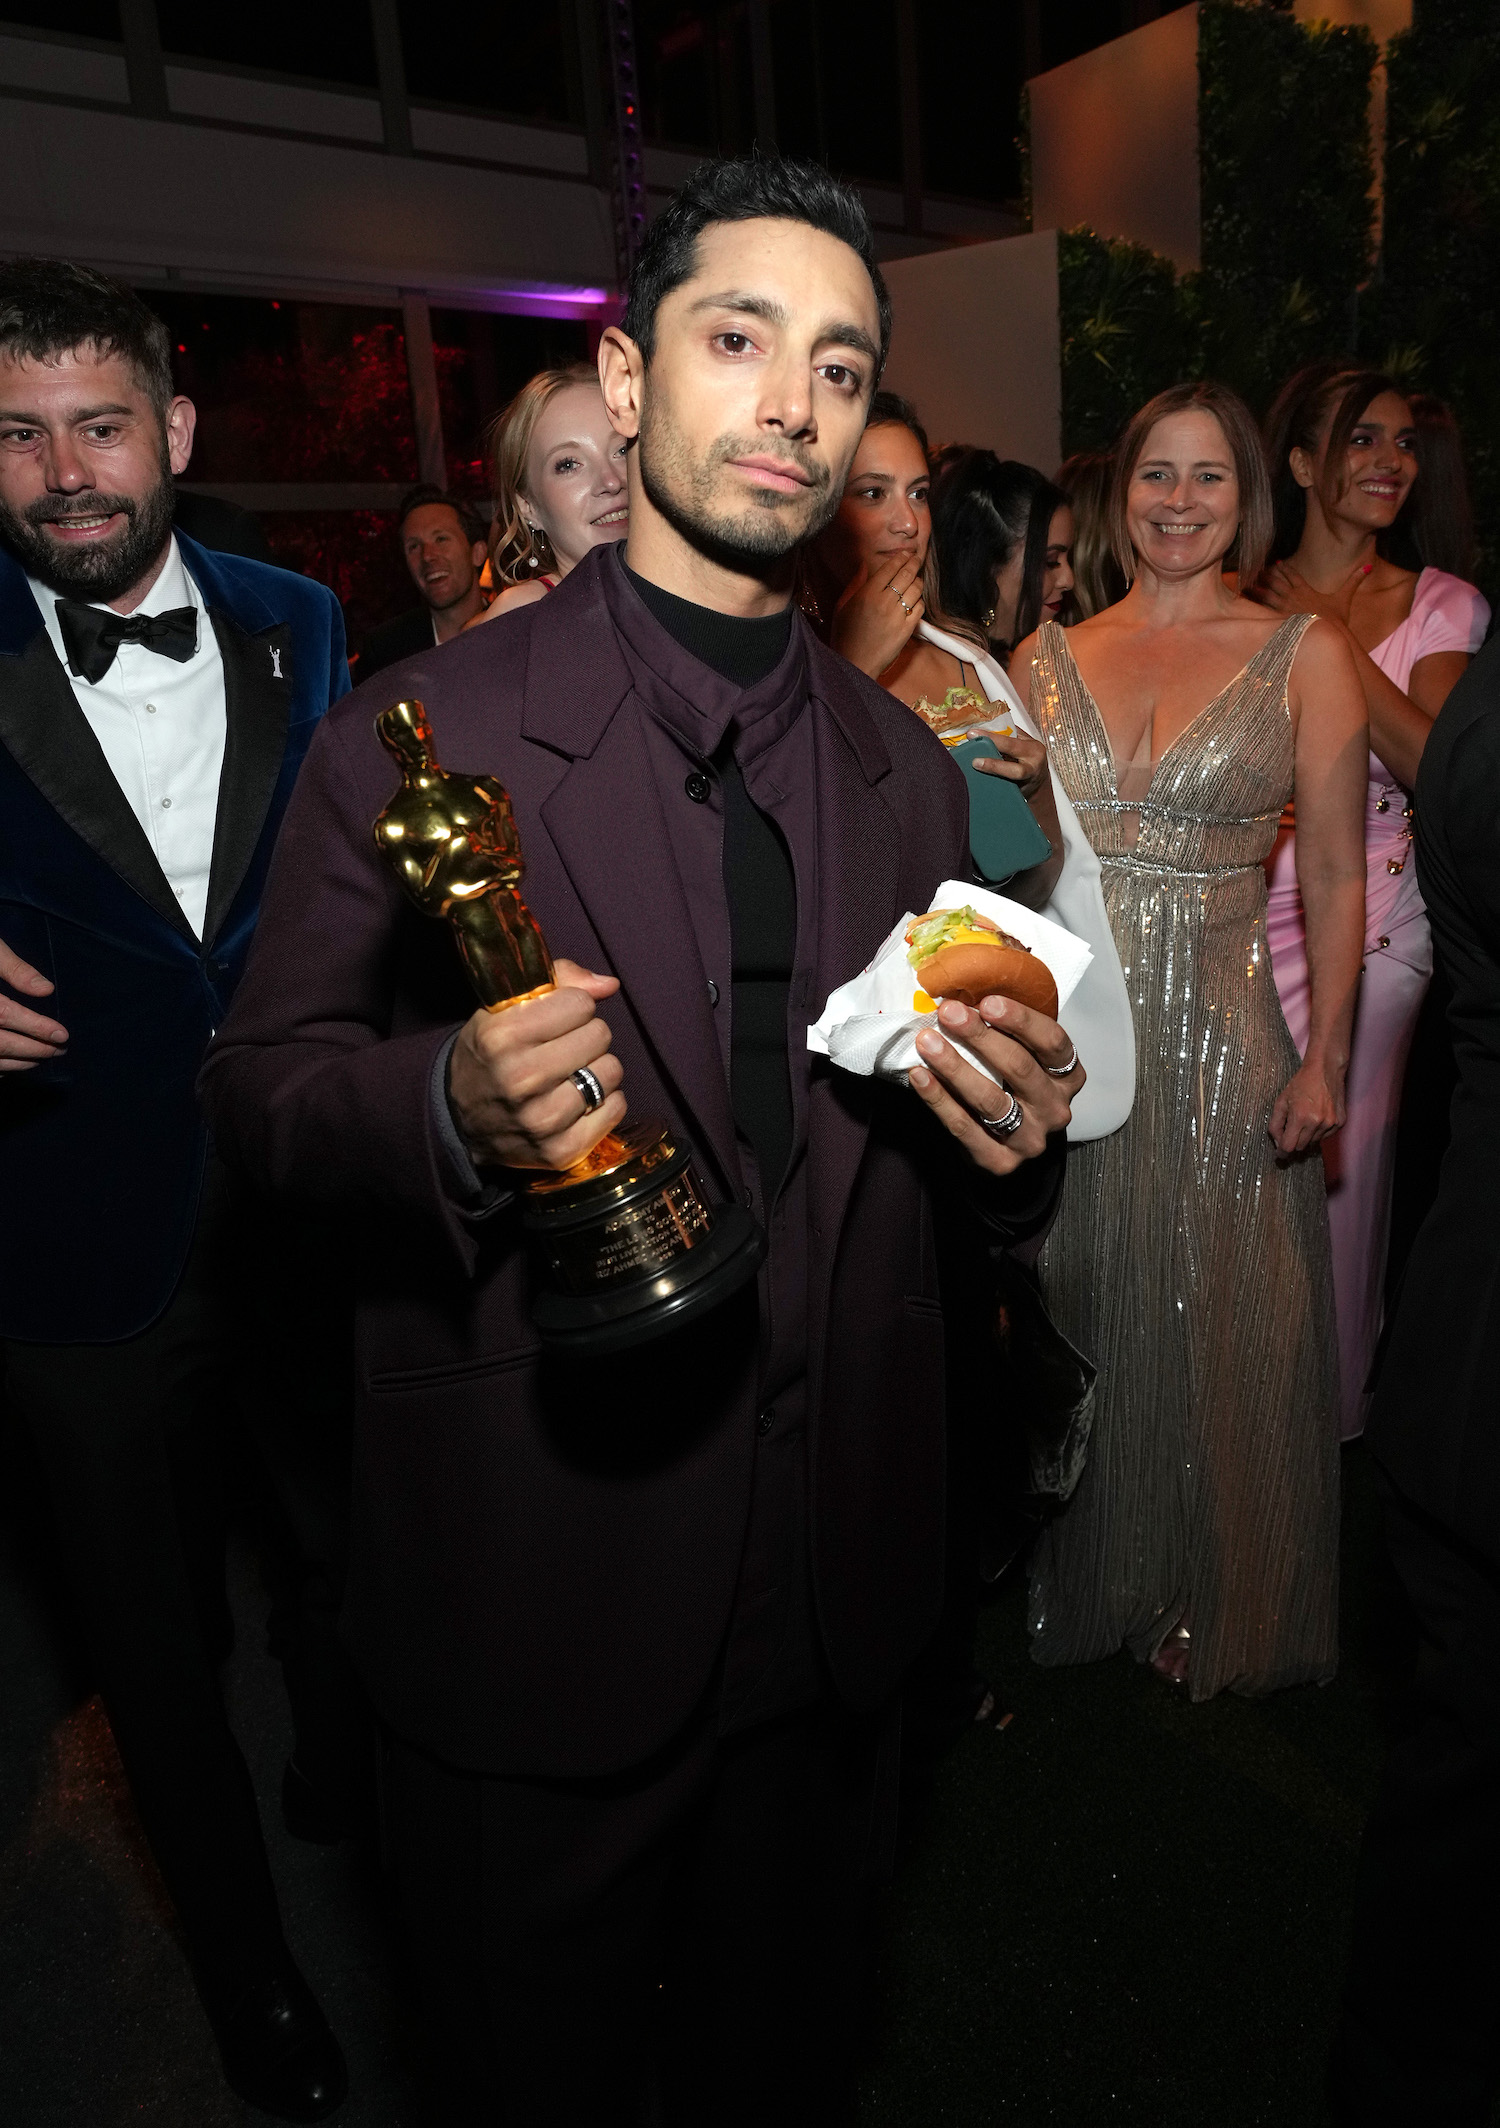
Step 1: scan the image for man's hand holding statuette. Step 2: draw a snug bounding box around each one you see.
[446,959,627,1172]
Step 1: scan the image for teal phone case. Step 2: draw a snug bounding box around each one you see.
[951,735,1052,883]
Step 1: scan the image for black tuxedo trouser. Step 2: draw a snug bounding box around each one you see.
[1330,1473,1500,2124]
[2,1162,340,2005]
[385,1692,896,2126]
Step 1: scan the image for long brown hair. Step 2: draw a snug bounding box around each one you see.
[1055,450,1125,619]
[482,361,600,585]
[1111,381,1274,587]
[861,394,987,653]
[1405,393,1477,580]
[1263,362,1410,563]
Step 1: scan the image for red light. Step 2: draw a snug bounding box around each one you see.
[271,300,280,310]
[177,342,186,352]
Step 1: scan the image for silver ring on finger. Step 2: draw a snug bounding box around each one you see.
[1045,1044,1079,1079]
[897,595,912,615]
[979,1092,1024,1140]
[570,1065,606,1113]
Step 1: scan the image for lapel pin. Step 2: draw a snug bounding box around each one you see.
[270,646,283,679]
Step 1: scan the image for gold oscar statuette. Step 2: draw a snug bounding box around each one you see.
[372,699,765,1354]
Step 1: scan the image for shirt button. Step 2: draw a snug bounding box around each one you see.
[145,702,157,714]
[707,979,720,1006]
[684,770,712,804]
[757,1407,775,1436]
[160,796,172,809]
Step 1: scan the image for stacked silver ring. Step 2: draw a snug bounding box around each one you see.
[571,1065,605,1112]
[980,1094,1024,1140]
[1045,1045,1079,1079]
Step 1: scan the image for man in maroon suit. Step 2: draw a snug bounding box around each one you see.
[201,157,1083,2122]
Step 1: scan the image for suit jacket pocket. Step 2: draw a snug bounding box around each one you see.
[368,1344,542,1395]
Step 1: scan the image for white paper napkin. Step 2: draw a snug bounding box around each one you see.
[807,878,1093,1090]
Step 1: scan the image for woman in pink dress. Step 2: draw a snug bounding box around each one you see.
[1260,365,1490,1437]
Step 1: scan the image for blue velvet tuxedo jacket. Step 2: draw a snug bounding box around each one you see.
[0,535,348,1343]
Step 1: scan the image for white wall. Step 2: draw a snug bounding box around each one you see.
[0,95,613,305]
[880,231,1061,475]
[1029,6,1201,271]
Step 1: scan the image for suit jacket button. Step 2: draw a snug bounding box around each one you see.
[757,1407,775,1436]
[707,979,720,1005]
[684,770,712,803]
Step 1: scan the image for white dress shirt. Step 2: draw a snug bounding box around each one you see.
[30,537,226,940]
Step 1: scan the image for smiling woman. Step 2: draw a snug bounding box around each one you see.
[468,364,630,628]
[1259,363,1492,1439]
[1021,379,1368,1702]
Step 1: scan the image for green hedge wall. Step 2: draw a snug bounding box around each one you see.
[1051,1,1500,593]
[1193,0,1375,409]
[1057,230,1182,455]
[1057,1,1376,447]
[1362,0,1500,597]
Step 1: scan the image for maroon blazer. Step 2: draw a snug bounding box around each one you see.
[200,552,1061,1778]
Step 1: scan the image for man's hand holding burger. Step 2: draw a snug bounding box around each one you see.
[447,960,627,1173]
[908,995,1082,1174]
[902,904,1084,1174]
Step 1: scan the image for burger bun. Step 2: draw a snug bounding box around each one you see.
[914,941,1059,1017]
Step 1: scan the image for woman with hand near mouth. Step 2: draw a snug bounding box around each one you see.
[1259,365,1490,1440]
[808,401,1133,1123]
[1022,381,1367,1700]
[802,400,1066,903]
[468,362,629,627]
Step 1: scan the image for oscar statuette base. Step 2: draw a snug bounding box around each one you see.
[520,1120,767,1356]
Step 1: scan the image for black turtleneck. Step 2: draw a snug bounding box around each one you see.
[624,565,799,1199]
[626,566,794,688]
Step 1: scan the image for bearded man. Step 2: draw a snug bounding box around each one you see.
[201,157,1084,2122]
[0,259,350,2118]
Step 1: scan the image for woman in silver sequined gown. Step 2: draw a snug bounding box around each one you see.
[1021,385,1368,1700]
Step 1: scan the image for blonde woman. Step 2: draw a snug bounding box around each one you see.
[468,362,629,627]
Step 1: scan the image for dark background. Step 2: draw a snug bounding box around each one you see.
[9,1,1192,653]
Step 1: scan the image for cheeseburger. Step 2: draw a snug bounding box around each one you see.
[905,905,1058,1016]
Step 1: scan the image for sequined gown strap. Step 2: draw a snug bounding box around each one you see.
[1031,613,1313,873]
[1027,612,1341,1702]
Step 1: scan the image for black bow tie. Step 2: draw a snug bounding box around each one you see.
[56,599,198,685]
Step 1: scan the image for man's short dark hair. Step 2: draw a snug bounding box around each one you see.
[397,483,488,549]
[622,156,891,378]
[0,257,174,415]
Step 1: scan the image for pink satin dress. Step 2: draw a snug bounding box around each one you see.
[1265,568,1490,1438]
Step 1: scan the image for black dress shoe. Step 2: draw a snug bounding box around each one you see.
[209,1961,348,2121]
[282,1758,363,1845]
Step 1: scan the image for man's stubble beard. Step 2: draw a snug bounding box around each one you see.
[0,439,177,604]
[636,387,845,573]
